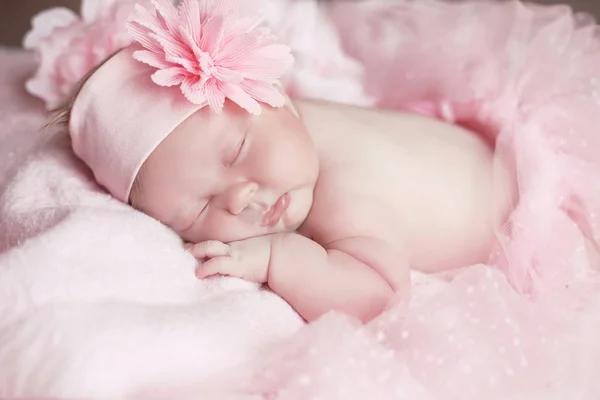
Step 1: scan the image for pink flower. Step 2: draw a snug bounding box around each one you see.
[127,0,294,115]
[24,0,145,110]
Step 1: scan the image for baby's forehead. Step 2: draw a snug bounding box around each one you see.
[173,107,251,149]
[145,109,251,186]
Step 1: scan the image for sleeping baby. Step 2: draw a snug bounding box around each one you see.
[50,0,512,322]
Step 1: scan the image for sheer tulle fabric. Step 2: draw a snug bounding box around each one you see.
[202,1,600,399]
[13,0,600,398]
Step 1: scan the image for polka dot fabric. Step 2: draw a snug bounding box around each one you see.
[6,1,600,398]
[228,268,600,399]
[201,1,600,398]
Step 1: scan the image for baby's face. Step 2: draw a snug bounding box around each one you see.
[131,102,319,243]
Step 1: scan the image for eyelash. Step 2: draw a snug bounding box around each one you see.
[195,199,210,221]
[200,200,210,213]
[181,200,209,233]
[228,136,247,166]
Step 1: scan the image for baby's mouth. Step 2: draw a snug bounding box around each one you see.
[261,193,290,227]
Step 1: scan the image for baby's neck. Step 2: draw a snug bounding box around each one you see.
[294,99,358,163]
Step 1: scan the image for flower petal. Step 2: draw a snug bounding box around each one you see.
[152,30,194,63]
[216,32,258,65]
[152,67,186,87]
[126,0,294,115]
[198,0,227,19]
[150,0,179,33]
[240,80,286,108]
[180,0,201,41]
[212,66,244,83]
[204,79,226,113]
[133,49,172,69]
[199,15,225,57]
[164,52,197,74]
[181,75,207,105]
[130,3,164,34]
[126,21,162,53]
[223,82,262,115]
[212,0,239,16]
[234,46,294,81]
[180,27,203,61]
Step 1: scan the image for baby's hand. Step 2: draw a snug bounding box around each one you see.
[188,236,274,283]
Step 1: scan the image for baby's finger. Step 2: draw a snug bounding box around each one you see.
[190,240,230,259]
[195,256,233,279]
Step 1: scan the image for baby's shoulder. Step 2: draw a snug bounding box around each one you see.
[300,171,402,245]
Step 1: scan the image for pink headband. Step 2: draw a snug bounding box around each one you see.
[69,0,293,203]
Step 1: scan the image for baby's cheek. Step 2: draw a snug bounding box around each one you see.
[183,212,239,243]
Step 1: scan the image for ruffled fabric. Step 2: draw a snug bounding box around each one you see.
[254,0,370,106]
[23,0,146,110]
[126,0,293,115]
[231,269,600,400]
[329,0,600,296]
[14,1,600,399]
[24,0,368,111]
[201,1,600,399]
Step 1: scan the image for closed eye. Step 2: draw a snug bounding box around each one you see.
[198,200,210,215]
[181,200,210,234]
[227,135,247,166]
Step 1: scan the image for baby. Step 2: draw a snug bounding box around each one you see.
[52,0,512,323]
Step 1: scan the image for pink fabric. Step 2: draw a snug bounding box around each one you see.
[2,0,600,399]
[70,0,294,203]
[70,45,203,203]
[127,0,293,114]
[23,0,141,110]
[0,50,303,399]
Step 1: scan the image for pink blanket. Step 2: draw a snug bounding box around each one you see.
[2,1,600,399]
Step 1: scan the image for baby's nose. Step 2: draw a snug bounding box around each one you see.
[226,182,259,215]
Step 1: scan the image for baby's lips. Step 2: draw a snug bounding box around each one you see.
[261,193,290,227]
[260,208,274,227]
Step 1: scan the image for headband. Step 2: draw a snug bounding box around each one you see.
[69,0,293,202]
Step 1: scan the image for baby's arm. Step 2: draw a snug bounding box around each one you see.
[268,234,407,322]
[191,233,409,323]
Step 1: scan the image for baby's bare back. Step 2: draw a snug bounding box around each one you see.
[297,100,512,274]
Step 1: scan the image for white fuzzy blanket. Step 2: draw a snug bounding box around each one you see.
[3,1,600,399]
